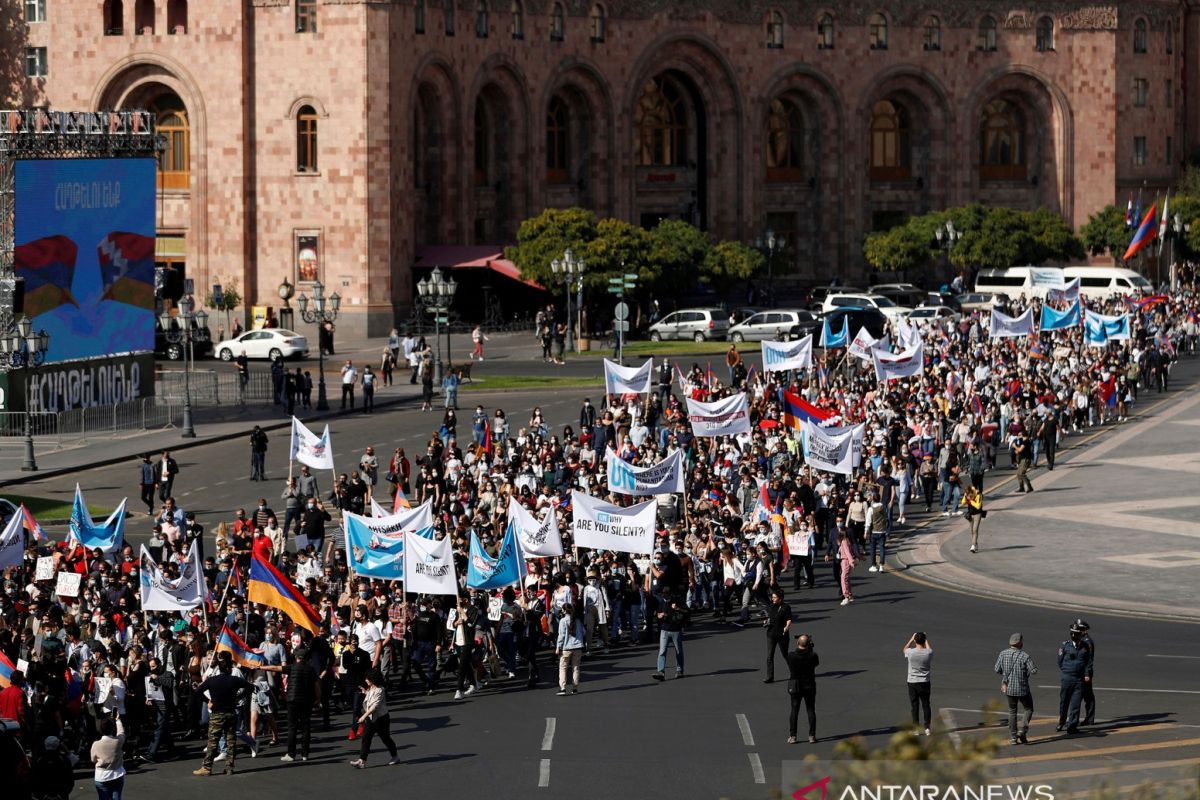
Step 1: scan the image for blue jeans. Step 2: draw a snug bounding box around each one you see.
[497,631,517,673]
[251,451,266,479]
[1031,438,1042,468]
[95,777,124,800]
[283,506,300,537]
[940,481,961,513]
[657,630,684,673]
[870,533,887,567]
[628,600,645,644]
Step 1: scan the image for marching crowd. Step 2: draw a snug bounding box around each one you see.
[0,276,1197,800]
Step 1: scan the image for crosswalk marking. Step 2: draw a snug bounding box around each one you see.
[989,736,1200,766]
[998,757,1199,785]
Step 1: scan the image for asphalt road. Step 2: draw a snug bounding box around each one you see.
[13,352,1200,799]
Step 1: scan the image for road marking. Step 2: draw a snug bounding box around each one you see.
[1036,685,1200,695]
[1147,654,1200,660]
[989,737,1200,765]
[194,486,207,492]
[1001,758,1200,785]
[538,758,550,788]
[747,753,765,785]
[216,480,227,486]
[541,717,556,751]
[938,708,962,747]
[736,713,755,746]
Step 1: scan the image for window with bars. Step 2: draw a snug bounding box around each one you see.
[510,0,523,39]
[550,2,564,41]
[589,4,605,43]
[766,10,783,49]
[1133,18,1147,53]
[1035,16,1053,52]
[923,16,940,51]
[476,0,488,37]
[1133,78,1148,108]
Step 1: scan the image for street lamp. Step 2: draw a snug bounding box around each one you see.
[1168,213,1191,292]
[416,267,458,383]
[0,317,50,471]
[934,220,962,282]
[297,280,341,410]
[754,229,783,305]
[551,248,586,352]
[159,295,209,438]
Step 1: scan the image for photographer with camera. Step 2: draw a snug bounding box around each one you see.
[902,632,933,735]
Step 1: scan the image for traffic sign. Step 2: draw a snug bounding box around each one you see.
[614,320,630,332]
[614,302,629,321]
[624,273,638,281]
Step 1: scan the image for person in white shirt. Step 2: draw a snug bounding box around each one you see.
[353,605,384,670]
[98,663,126,717]
[340,361,358,410]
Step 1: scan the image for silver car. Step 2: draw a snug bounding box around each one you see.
[647,308,730,341]
[727,309,818,342]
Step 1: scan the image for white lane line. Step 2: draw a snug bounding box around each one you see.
[1147,654,1200,660]
[541,717,556,751]
[1036,685,1200,695]
[193,486,207,492]
[215,480,227,486]
[747,753,766,785]
[736,713,755,746]
[538,758,551,788]
[939,708,962,748]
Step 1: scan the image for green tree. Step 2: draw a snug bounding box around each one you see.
[1080,204,1129,263]
[1025,206,1086,263]
[648,218,711,291]
[952,207,1036,269]
[505,207,599,287]
[582,218,655,294]
[702,241,764,295]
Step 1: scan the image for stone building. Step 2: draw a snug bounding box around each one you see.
[4,0,1192,335]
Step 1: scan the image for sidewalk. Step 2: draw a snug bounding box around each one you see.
[892,355,1200,623]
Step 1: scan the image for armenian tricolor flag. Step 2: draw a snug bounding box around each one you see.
[248,554,321,633]
[1123,203,1159,261]
[0,650,15,688]
[14,235,80,319]
[393,485,412,512]
[215,625,269,669]
[1133,294,1168,312]
[782,390,834,431]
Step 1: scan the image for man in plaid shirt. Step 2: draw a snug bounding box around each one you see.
[995,632,1038,744]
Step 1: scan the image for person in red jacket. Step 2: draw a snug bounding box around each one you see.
[0,670,29,737]
[251,529,275,564]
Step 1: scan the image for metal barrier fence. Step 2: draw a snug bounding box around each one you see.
[0,398,180,444]
[156,370,277,405]
[0,411,59,438]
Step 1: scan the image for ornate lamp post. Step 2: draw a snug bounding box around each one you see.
[297,280,341,411]
[0,317,50,471]
[754,229,783,305]
[551,248,586,353]
[159,295,209,438]
[934,220,962,280]
[416,267,458,382]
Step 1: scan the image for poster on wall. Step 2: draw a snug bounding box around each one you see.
[13,158,157,365]
[296,233,320,284]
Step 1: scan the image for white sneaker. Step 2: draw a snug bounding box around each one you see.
[505,671,515,679]
[454,690,464,700]
[970,545,977,553]
[942,511,951,517]
[924,728,932,736]
[868,566,878,573]
[878,565,886,573]
[280,754,295,763]
[214,752,227,763]
[465,685,477,696]
[840,598,850,606]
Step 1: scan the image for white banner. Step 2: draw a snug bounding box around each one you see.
[35,556,54,581]
[603,358,653,395]
[606,448,685,496]
[871,341,924,382]
[290,417,335,470]
[1046,277,1081,304]
[0,511,23,570]
[989,307,1036,339]
[848,327,884,362]
[55,572,82,598]
[344,501,435,579]
[571,491,657,555]
[760,335,812,372]
[1030,267,1065,287]
[802,420,863,476]
[139,542,207,610]
[403,531,459,595]
[685,392,751,437]
[895,316,922,350]
[507,497,564,557]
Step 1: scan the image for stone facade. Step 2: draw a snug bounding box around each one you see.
[4,0,1192,334]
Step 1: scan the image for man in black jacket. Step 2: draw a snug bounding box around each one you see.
[156,450,179,502]
[249,426,269,481]
[763,588,792,683]
[299,498,332,556]
[192,653,254,776]
[279,649,320,763]
[787,633,819,744]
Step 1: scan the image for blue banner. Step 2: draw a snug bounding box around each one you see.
[1040,300,1081,332]
[343,504,434,580]
[68,484,126,556]
[820,316,848,348]
[465,523,524,590]
[1085,310,1131,346]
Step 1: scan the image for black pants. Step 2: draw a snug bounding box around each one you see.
[908,681,932,726]
[140,483,156,512]
[921,476,937,509]
[1042,438,1056,469]
[358,713,397,761]
[1059,678,1083,729]
[455,645,475,692]
[789,686,817,738]
[341,384,355,408]
[791,554,814,589]
[363,386,374,412]
[286,699,313,758]
[765,636,788,681]
[1081,678,1095,725]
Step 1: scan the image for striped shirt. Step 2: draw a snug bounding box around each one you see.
[994,647,1038,696]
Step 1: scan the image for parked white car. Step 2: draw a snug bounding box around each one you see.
[727,309,818,342]
[647,308,730,341]
[214,329,310,361]
[821,293,911,320]
[905,306,960,324]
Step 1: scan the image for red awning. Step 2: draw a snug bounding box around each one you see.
[414,245,544,290]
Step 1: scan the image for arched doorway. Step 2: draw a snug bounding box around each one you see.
[632,70,706,230]
[413,82,444,245]
[473,83,516,241]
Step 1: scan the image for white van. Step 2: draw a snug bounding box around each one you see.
[1062,266,1153,299]
[974,266,1064,300]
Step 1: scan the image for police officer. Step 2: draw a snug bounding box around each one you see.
[1075,619,1096,725]
[1013,432,1034,493]
[1056,622,1092,734]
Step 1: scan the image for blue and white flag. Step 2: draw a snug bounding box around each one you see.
[290,417,335,470]
[0,512,24,570]
[603,358,653,395]
[1084,309,1132,346]
[465,523,525,590]
[820,316,848,348]
[342,500,434,580]
[1040,300,1081,332]
[139,541,207,611]
[988,308,1036,338]
[68,485,126,556]
[761,335,812,372]
[606,448,685,496]
[507,497,563,557]
[1046,278,1081,304]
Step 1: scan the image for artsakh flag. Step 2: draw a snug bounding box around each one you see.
[393,485,412,512]
[98,231,156,309]
[14,235,80,319]
[21,504,46,541]
[782,390,834,431]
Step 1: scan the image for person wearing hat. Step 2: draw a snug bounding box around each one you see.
[1076,619,1096,725]
[1056,622,1092,734]
[994,633,1038,745]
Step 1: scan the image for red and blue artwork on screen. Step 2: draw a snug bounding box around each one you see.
[13,158,157,364]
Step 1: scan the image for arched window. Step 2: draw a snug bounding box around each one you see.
[167,0,187,34]
[980,99,1026,181]
[1167,19,1174,54]
[510,0,523,39]
[1035,16,1053,51]
[765,98,804,182]
[297,105,318,173]
[870,100,910,181]
[474,1,487,38]
[868,13,888,50]
[977,16,997,51]
[445,0,455,35]
[550,2,564,41]
[1133,18,1147,53]
[817,13,834,50]
[923,15,940,51]
[546,97,569,183]
[152,94,189,190]
[474,104,490,185]
[135,0,155,34]
[296,0,317,33]
[104,0,124,35]
[416,0,426,34]
[766,10,784,49]
[589,4,605,43]
[635,78,686,167]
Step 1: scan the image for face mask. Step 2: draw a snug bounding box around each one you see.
[307,503,315,510]
[265,633,275,642]
[359,591,370,599]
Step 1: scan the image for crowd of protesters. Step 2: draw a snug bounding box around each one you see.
[0,274,1196,798]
